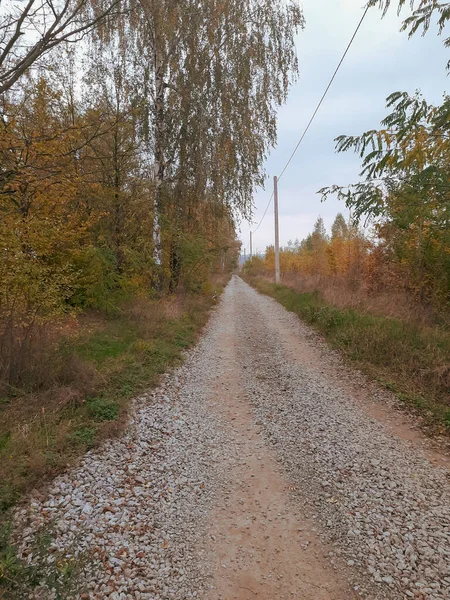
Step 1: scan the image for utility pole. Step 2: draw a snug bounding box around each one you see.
[274,175,280,284]
[250,231,253,259]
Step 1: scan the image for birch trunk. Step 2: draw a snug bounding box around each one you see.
[153,38,164,270]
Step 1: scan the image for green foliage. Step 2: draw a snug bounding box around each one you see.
[178,233,212,292]
[0,519,88,599]
[249,278,450,430]
[69,247,122,312]
[69,427,96,447]
[86,398,119,422]
[0,485,20,515]
[242,255,267,277]
[0,432,11,452]
[444,411,450,427]
[0,522,25,593]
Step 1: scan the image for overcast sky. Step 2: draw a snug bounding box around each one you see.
[238,0,449,256]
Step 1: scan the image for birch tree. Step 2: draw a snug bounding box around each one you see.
[99,0,303,287]
[0,0,124,94]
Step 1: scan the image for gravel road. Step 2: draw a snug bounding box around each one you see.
[13,276,450,599]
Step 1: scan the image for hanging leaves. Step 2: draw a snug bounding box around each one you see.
[319,90,450,308]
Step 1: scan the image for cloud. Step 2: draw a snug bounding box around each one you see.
[239,0,449,253]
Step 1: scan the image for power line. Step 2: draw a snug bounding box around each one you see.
[251,191,274,233]
[250,4,369,235]
[278,4,369,183]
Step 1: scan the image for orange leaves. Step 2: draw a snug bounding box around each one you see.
[0,84,100,321]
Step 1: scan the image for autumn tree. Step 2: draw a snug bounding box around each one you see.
[303,216,329,276]
[320,92,450,307]
[93,0,303,287]
[0,0,124,95]
[328,213,348,275]
[0,76,94,382]
[0,0,304,383]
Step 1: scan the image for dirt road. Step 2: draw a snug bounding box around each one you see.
[13,276,450,600]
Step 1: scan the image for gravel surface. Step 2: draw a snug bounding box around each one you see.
[233,276,450,600]
[12,275,450,599]
[12,326,236,599]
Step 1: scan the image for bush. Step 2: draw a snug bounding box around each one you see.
[86,397,119,422]
[247,277,450,430]
[69,246,123,313]
[242,256,266,277]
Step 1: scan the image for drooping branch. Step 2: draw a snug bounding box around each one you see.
[0,0,124,95]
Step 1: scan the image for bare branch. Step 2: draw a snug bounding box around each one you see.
[0,0,123,94]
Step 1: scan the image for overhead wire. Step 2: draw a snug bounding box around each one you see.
[250,4,370,235]
[252,191,274,233]
[277,4,370,183]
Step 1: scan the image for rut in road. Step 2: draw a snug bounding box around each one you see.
[12,276,450,600]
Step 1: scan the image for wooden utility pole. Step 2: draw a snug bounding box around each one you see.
[250,231,253,258]
[274,175,280,284]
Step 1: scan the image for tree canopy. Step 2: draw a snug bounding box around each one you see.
[0,0,304,333]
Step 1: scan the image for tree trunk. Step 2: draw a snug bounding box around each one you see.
[153,37,164,287]
[113,125,124,271]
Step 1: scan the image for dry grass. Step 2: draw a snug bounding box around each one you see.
[0,282,226,517]
[246,276,450,433]
[0,322,56,394]
[276,273,442,326]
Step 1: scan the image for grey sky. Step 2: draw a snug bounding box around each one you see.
[239,0,449,255]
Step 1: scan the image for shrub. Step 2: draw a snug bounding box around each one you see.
[86,397,119,422]
[70,427,96,447]
[69,246,123,313]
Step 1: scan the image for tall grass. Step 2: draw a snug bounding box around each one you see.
[280,272,445,326]
[0,289,223,516]
[246,277,450,429]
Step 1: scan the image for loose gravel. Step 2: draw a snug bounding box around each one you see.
[11,275,450,600]
[12,321,236,599]
[233,276,450,600]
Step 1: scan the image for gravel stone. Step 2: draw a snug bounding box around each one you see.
[12,313,236,599]
[232,276,450,600]
[11,276,450,600]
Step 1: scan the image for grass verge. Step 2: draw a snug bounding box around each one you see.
[0,281,226,596]
[245,276,450,431]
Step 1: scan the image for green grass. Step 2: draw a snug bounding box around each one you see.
[0,284,225,596]
[86,397,119,421]
[71,325,138,365]
[246,277,450,431]
[69,426,96,447]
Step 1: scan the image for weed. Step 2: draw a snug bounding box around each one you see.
[86,397,119,422]
[0,520,26,598]
[0,518,89,599]
[70,427,96,447]
[246,277,450,433]
[0,433,10,453]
